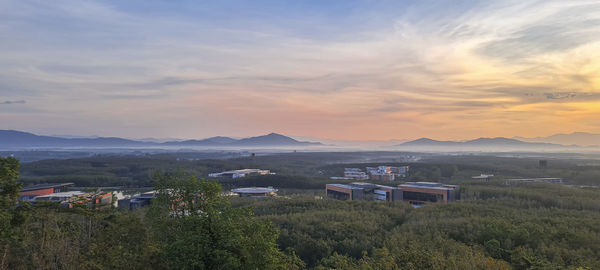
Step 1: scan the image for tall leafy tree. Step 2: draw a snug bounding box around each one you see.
[147,173,303,270]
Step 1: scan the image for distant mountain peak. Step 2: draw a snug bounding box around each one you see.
[515,132,600,147]
[397,136,571,150]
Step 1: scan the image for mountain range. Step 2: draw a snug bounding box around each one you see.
[0,130,321,148]
[2,130,599,151]
[395,137,584,151]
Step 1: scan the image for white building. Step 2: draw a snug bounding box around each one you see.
[208,169,271,178]
[231,187,278,198]
[343,168,369,180]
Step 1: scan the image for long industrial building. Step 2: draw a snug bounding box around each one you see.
[19,183,74,201]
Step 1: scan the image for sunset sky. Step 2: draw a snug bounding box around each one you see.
[1,0,600,140]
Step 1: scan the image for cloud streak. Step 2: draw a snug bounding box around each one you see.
[0,100,26,105]
[0,0,599,140]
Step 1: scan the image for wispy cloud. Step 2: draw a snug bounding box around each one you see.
[0,100,26,105]
[0,0,599,139]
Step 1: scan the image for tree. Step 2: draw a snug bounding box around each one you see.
[147,173,302,269]
[83,212,160,269]
[0,157,22,270]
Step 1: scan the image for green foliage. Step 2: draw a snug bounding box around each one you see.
[0,157,24,269]
[5,153,600,269]
[3,162,301,269]
[83,212,159,269]
[147,173,301,269]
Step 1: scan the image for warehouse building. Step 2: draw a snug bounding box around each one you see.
[19,183,74,201]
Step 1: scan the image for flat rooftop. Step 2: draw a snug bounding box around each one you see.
[34,191,87,198]
[350,182,400,189]
[399,182,457,190]
[231,187,278,193]
[327,183,400,190]
[326,184,363,190]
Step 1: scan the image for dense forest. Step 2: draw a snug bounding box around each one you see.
[3,156,600,269]
[16,152,600,187]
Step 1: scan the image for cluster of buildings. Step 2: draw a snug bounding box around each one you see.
[208,169,272,179]
[18,183,113,209]
[118,186,280,210]
[326,181,459,205]
[332,166,409,181]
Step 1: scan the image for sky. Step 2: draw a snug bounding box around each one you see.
[1,0,600,141]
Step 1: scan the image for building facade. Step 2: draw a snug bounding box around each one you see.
[326,181,460,205]
[325,183,403,202]
[398,182,460,203]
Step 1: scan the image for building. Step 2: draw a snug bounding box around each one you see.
[369,172,395,181]
[398,182,460,203]
[390,166,410,177]
[33,191,88,203]
[92,192,114,209]
[31,190,113,209]
[329,176,352,180]
[19,183,74,201]
[505,178,563,185]
[343,168,369,180]
[366,166,394,181]
[118,191,156,210]
[208,169,271,178]
[366,166,410,181]
[230,187,278,198]
[325,182,403,202]
[472,174,494,181]
[326,181,460,205]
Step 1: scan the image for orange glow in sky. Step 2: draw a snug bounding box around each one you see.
[1,1,600,140]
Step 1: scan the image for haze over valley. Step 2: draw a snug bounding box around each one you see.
[2,1,600,269]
